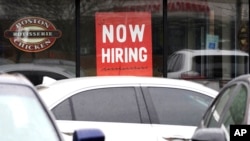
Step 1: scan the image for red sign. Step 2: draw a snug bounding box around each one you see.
[168,0,209,12]
[95,12,152,76]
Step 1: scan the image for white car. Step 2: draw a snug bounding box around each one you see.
[167,49,249,90]
[0,73,104,141]
[37,76,218,141]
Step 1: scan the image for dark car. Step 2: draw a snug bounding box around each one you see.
[190,74,250,141]
[0,63,75,85]
[0,73,104,141]
[32,58,85,77]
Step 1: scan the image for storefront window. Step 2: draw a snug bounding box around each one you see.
[0,0,249,90]
[165,0,249,90]
[79,0,162,76]
[0,0,78,85]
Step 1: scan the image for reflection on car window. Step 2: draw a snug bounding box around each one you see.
[0,84,58,141]
[147,87,213,126]
[53,87,141,123]
[206,85,236,127]
[192,56,248,79]
[221,84,247,132]
[167,54,184,72]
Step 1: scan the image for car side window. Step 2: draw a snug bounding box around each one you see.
[147,87,213,126]
[52,87,142,123]
[205,85,236,127]
[52,99,73,120]
[168,54,183,72]
[221,84,247,131]
[172,54,183,71]
[167,54,177,72]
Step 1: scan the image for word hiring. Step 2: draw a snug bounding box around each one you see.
[101,24,148,63]
[102,47,147,63]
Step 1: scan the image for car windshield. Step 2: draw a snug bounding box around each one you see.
[192,55,248,79]
[0,84,59,141]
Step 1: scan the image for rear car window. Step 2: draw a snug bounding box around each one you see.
[167,54,184,72]
[192,55,248,79]
[147,87,213,126]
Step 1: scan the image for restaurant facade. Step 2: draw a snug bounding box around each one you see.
[0,0,249,89]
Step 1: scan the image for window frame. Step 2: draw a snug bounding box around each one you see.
[52,86,151,124]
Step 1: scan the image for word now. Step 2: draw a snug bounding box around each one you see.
[102,47,147,63]
[102,24,145,43]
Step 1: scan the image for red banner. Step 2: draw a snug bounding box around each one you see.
[95,12,152,76]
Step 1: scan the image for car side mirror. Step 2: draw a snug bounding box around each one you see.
[73,129,105,141]
[191,128,226,141]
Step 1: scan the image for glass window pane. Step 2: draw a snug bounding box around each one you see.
[71,87,141,123]
[0,0,248,90]
[79,0,163,76]
[52,99,73,120]
[0,0,78,82]
[166,0,249,91]
[192,55,248,79]
[148,87,213,126]
[222,84,247,131]
[206,85,236,127]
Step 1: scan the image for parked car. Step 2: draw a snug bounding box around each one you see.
[37,76,218,141]
[0,63,75,85]
[0,58,15,65]
[0,73,104,141]
[166,49,249,90]
[190,74,250,141]
[32,58,85,76]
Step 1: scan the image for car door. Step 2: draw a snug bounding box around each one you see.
[51,86,156,141]
[141,86,214,140]
[201,82,249,140]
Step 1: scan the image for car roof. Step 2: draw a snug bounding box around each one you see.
[0,73,34,86]
[38,76,218,108]
[175,49,249,56]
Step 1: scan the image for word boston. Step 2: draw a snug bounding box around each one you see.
[95,12,152,76]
